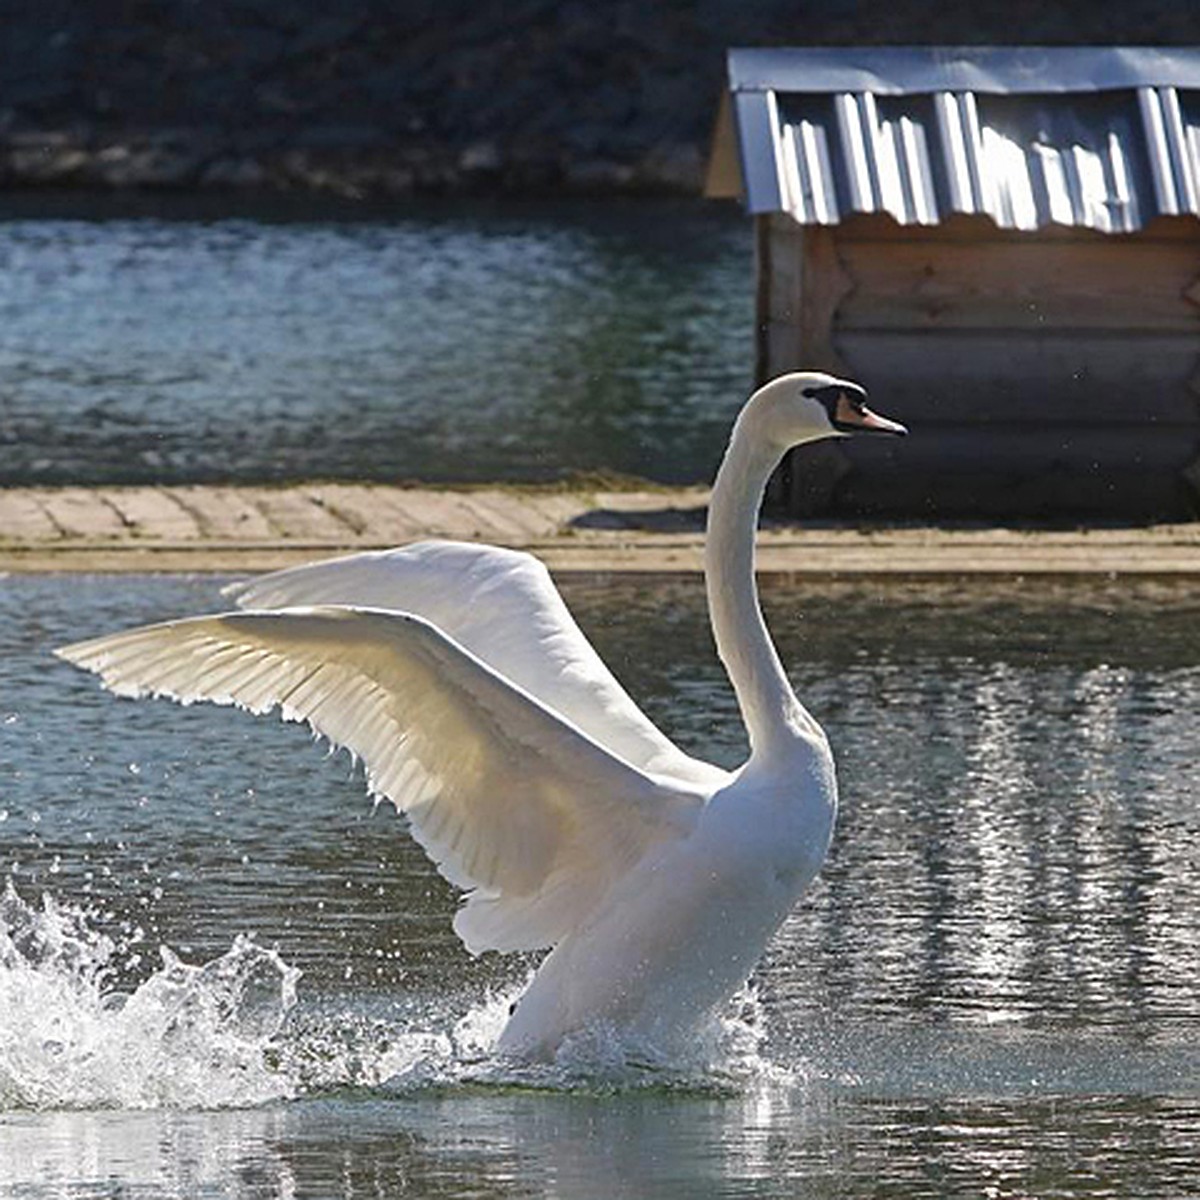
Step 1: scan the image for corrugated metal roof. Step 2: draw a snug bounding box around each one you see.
[722,47,1200,233]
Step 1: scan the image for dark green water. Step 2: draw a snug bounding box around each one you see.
[2,573,1198,1198]
[0,196,752,487]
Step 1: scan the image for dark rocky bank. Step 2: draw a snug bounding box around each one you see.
[1,0,1195,198]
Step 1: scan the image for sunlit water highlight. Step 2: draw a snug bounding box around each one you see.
[2,573,1199,1197]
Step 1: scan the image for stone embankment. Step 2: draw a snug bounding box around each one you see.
[2,483,1199,575]
[1,1,1194,198]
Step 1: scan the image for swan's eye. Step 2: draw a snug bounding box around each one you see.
[803,383,866,421]
[803,383,867,404]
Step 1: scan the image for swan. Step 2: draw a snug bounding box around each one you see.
[58,371,906,1060]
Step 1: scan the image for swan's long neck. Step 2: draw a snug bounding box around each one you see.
[705,421,818,757]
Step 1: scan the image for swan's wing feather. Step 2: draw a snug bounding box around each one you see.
[58,606,704,953]
[224,542,722,788]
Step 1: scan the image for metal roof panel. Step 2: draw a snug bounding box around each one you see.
[724,47,1200,232]
[728,47,1200,97]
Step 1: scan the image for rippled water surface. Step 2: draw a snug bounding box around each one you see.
[0,195,751,486]
[2,572,1199,1198]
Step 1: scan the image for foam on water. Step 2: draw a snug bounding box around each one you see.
[0,882,793,1112]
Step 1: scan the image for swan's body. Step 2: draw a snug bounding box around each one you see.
[59,372,905,1059]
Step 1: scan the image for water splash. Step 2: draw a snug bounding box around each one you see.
[0,883,795,1111]
[368,981,798,1098]
[0,882,298,1111]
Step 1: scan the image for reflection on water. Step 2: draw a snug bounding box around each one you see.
[7,1092,1197,1200]
[1,573,1199,1197]
[0,196,751,486]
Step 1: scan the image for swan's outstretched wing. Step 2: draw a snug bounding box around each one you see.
[58,606,705,954]
[225,542,723,789]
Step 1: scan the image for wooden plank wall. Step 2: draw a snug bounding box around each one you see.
[762,214,1200,519]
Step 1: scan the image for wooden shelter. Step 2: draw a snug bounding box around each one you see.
[707,47,1200,519]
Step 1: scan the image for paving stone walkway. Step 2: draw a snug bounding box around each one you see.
[1,483,1199,575]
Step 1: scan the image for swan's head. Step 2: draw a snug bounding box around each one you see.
[742,371,907,449]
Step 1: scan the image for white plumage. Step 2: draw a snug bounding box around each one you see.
[58,372,906,1059]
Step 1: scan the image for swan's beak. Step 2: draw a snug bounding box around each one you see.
[835,391,907,437]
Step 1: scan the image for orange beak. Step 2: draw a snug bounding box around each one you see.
[835,392,908,437]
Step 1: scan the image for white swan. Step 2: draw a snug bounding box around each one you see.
[58,372,906,1059]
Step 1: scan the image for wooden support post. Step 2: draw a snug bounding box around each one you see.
[758,216,856,516]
